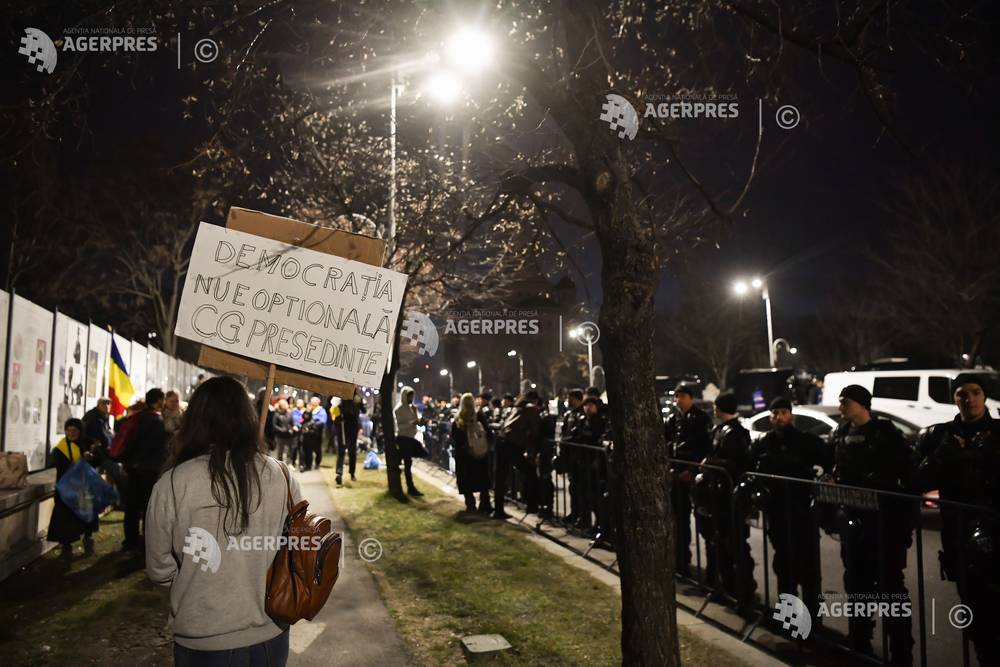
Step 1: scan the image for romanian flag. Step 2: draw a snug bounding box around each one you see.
[108,339,135,419]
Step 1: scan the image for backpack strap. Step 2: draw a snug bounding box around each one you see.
[276,460,293,513]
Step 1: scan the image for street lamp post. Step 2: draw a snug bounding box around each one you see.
[733,277,777,367]
[772,338,798,361]
[569,322,601,387]
[507,349,523,390]
[439,368,453,396]
[466,360,482,394]
[387,25,495,256]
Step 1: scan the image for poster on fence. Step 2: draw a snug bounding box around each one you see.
[130,341,147,398]
[5,295,54,472]
[175,222,407,387]
[0,290,8,446]
[145,346,162,391]
[86,325,110,403]
[49,313,88,447]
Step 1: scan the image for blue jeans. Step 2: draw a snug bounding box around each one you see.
[174,629,289,667]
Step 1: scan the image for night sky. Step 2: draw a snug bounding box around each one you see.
[563,41,999,321]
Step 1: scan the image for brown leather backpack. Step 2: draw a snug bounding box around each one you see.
[266,462,343,624]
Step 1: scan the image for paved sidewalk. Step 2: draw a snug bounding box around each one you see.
[286,468,411,667]
[410,461,785,667]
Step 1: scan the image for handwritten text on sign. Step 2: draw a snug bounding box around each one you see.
[175,223,408,386]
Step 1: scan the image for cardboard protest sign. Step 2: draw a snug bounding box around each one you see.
[177,209,405,395]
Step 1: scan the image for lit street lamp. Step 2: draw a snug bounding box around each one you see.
[733,276,776,367]
[772,338,798,360]
[507,349,524,391]
[569,322,600,387]
[466,360,482,394]
[388,25,496,256]
[439,368,453,396]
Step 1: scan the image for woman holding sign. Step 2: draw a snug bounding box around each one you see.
[393,387,424,497]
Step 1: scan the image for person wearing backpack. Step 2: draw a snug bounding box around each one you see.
[122,388,168,552]
[146,376,303,665]
[451,393,493,513]
[493,390,542,519]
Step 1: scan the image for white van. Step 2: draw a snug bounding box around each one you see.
[821,368,1000,428]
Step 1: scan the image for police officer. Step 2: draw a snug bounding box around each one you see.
[664,383,712,577]
[559,389,589,525]
[750,396,829,619]
[917,374,1000,665]
[831,384,914,664]
[701,392,756,610]
[476,392,494,424]
[580,396,610,535]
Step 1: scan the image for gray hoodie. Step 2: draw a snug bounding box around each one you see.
[145,453,302,651]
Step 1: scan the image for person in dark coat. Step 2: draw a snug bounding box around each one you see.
[336,390,367,485]
[750,397,830,619]
[493,391,542,519]
[917,374,1000,665]
[700,392,756,610]
[558,389,588,524]
[451,393,493,513]
[298,410,322,472]
[82,398,113,454]
[122,388,168,552]
[270,399,296,463]
[831,384,914,664]
[664,383,712,577]
[48,418,99,558]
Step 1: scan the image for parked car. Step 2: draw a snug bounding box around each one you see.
[742,404,921,444]
[821,368,1000,428]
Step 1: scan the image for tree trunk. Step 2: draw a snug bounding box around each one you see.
[381,291,407,502]
[590,178,680,665]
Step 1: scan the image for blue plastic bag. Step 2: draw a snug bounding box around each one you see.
[363,450,381,470]
[56,460,119,523]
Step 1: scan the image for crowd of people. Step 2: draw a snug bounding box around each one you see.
[411,386,611,527]
[663,376,999,666]
[405,374,999,666]
[42,369,998,666]
[258,391,370,486]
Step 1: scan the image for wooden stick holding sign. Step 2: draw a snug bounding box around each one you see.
[259,362,276,442]
[173,207,408,405]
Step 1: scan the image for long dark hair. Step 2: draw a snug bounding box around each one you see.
[166,376,264,535]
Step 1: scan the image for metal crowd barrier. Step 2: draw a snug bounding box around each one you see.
[422,419,453,471]
[420,431,999,666]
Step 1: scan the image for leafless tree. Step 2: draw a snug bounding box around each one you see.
[663,274,755,389]
[875,163,1000,364]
